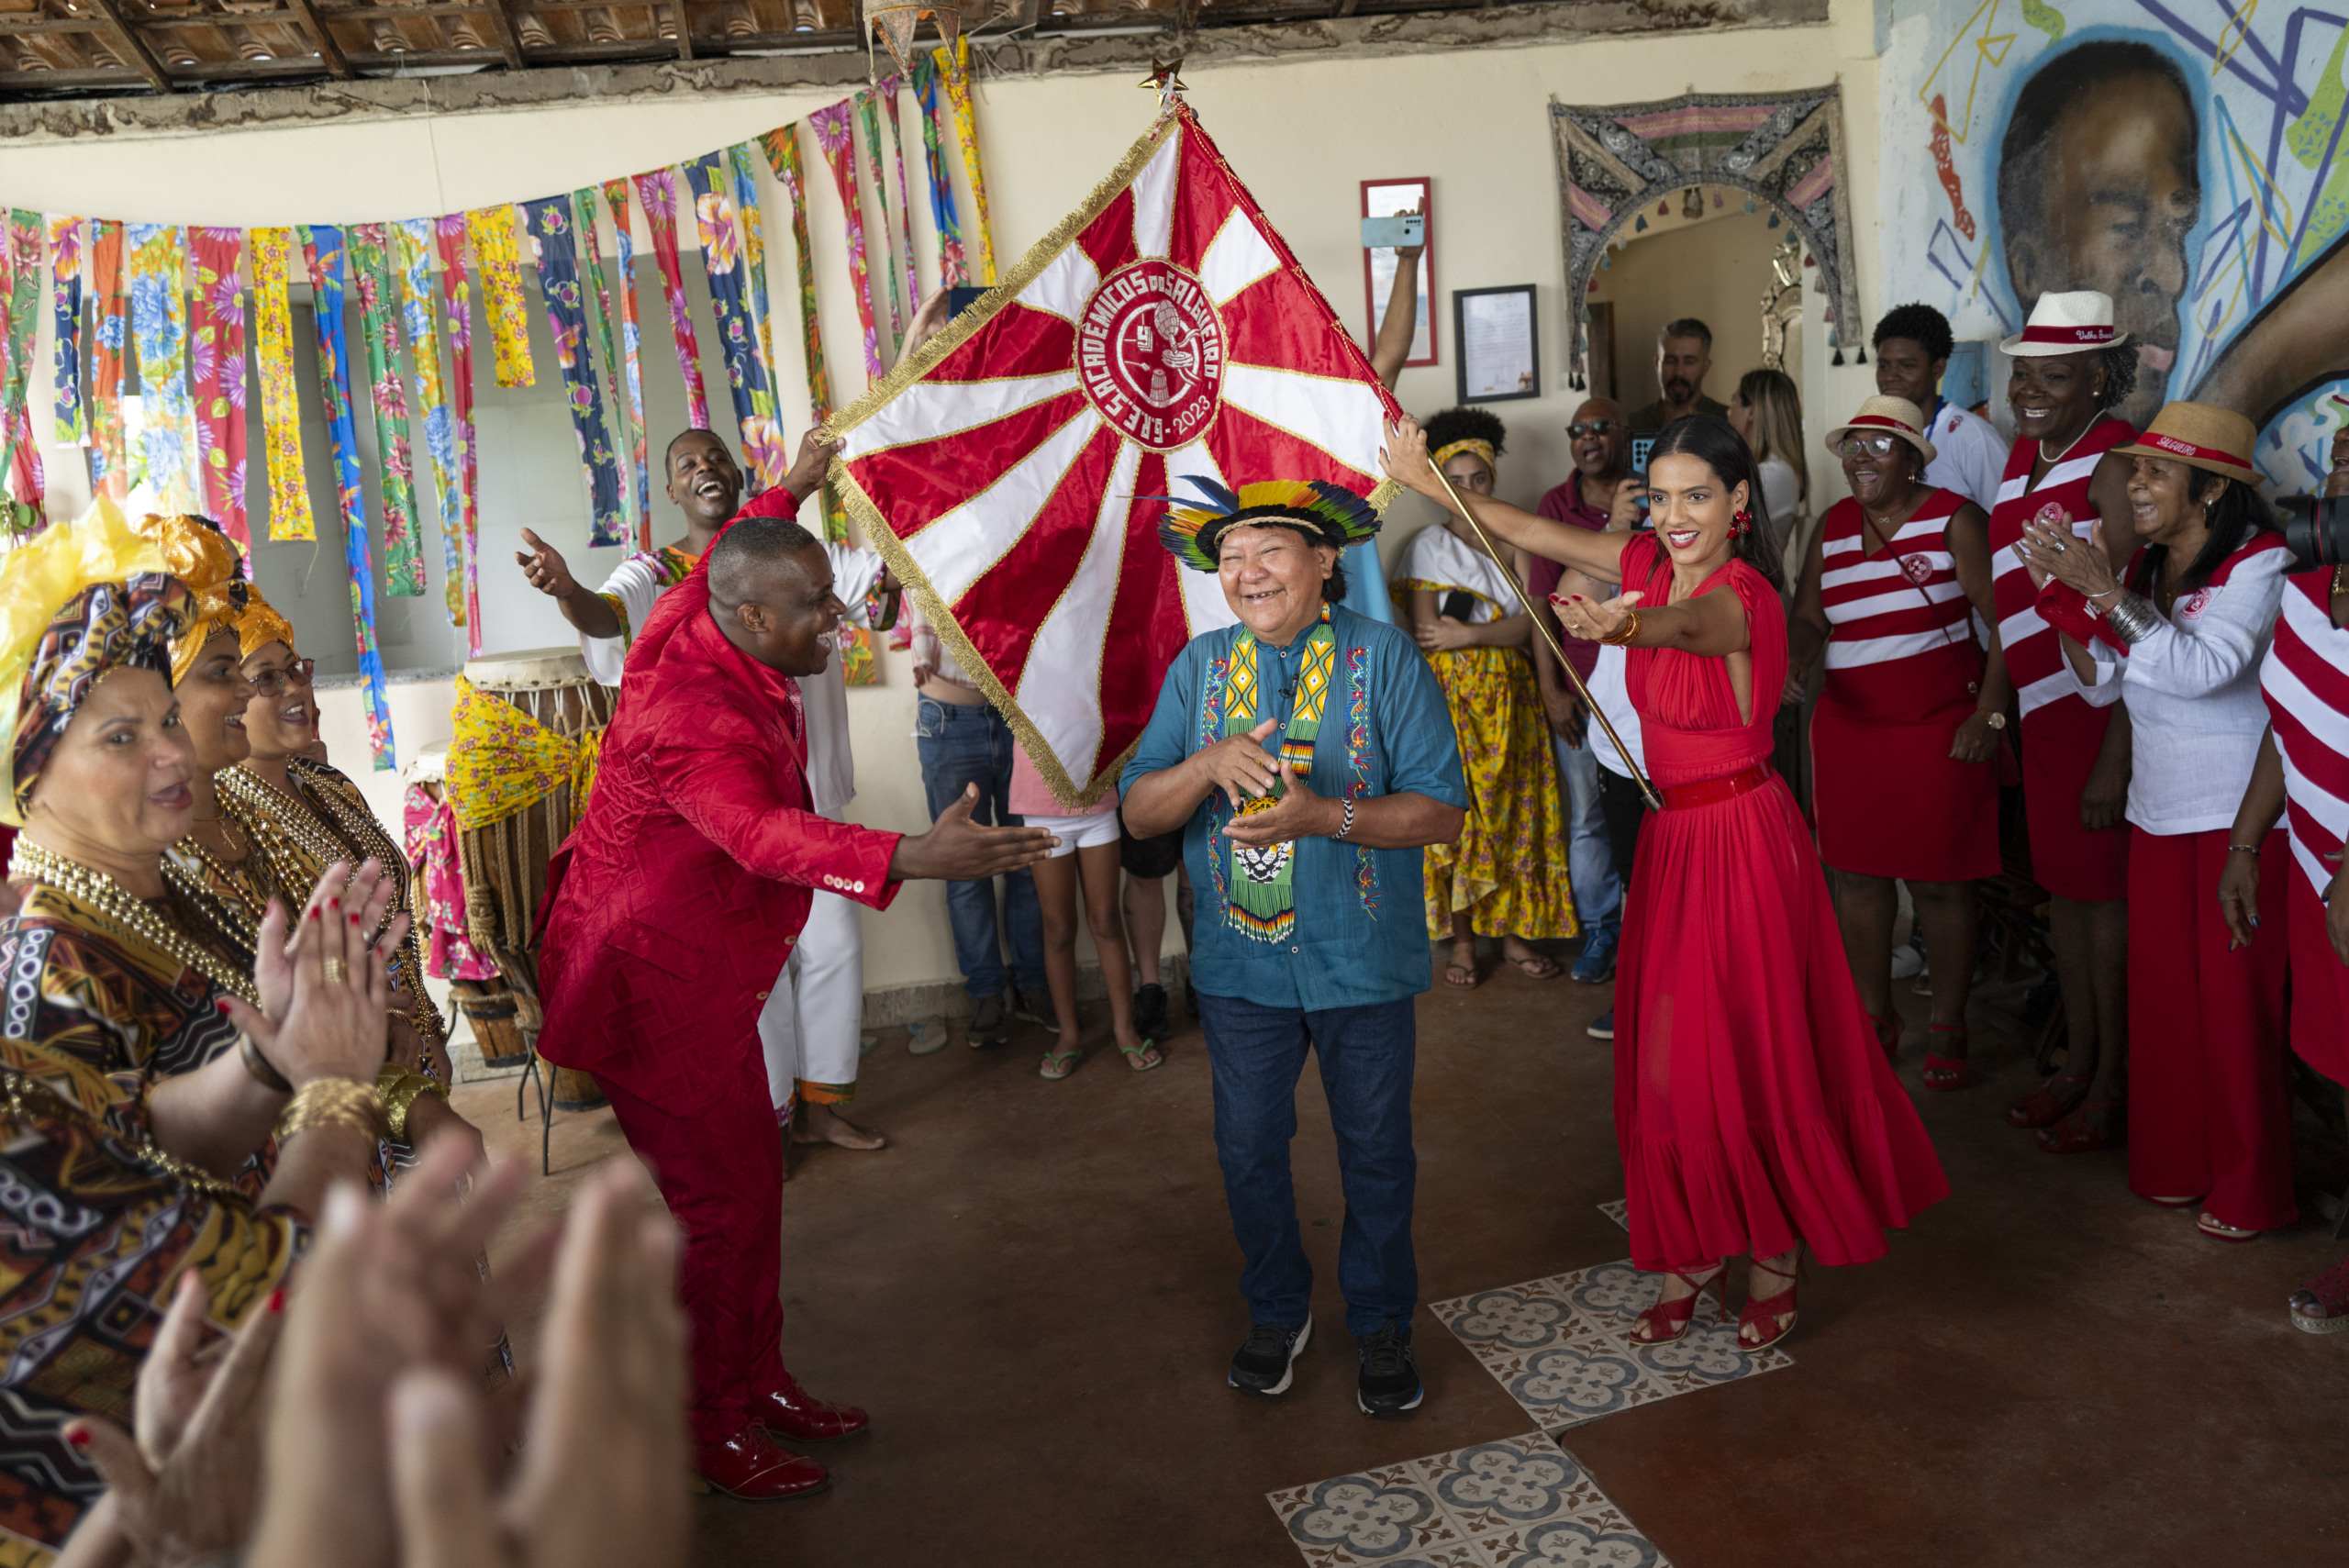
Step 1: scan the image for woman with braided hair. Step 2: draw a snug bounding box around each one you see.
[1397,406,1575,986]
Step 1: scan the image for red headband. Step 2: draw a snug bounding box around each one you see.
[2019,323,2117,346]
[2138,430,2256,475]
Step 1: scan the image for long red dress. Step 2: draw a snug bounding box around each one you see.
[1614,535,1950,1271]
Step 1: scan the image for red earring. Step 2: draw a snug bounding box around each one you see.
[1733,506,1753,536]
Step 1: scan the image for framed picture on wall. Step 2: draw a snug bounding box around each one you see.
[1455,284,1539,403]
[1361,177,1435,369]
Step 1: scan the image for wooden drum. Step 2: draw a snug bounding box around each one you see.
[450,649,616,1112]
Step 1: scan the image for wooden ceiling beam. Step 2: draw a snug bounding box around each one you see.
[480,0,528,64]
[281,0,355,74]
[78,0,174,90]
[672,1,692,59]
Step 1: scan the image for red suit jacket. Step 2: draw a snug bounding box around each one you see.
[537,554,901,1117]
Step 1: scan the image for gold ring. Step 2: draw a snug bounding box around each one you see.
[322,957,349,985]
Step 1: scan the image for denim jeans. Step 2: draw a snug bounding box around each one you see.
[1553,736,1620,942]
[1197,992,1418,1336]
[913,697,1044,997]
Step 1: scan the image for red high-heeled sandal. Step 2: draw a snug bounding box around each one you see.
[1631,1266,1727,1346]
[2038,1099,2124,1153]
[1739,1251,1803,1351]
[1920,1024,1973,1090]
[1870,1012,1902,1062]
[2006,1073,2089,1129]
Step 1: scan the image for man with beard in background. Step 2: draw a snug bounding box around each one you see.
[1628,319,1727,431]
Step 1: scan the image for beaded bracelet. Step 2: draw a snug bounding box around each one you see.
[277,1078,388,1145]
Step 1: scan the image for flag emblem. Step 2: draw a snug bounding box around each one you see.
[1077,261,1225,450]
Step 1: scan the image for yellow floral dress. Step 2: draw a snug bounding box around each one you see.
[1397,524,1576,941]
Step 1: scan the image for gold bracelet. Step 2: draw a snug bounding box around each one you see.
[377,1071,448,1145]
[240,1032,292,1095]
[276,1078,388,1145]
[1598,606,1643,647]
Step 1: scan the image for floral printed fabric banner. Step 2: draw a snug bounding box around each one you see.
[683,154,788,494]
[725,144,789,486]
[187,228,249,549]
[396,219,465,628]
[808,102,885,382]
[521,197,627,547]
[877,83,922,327]
[573,189,642,543]
[464,207,536,390]
[128,224,199,515]
[347,225,425,596]
[247,228,311,541]
[910,56,968,288]
[938,37,996,285]
[853,89,907,353]
[759,123,852,544]
[88,220,129,506]
[0,210,43,527]
[299,226,396,771]
[631,170,711,433]
[599,179,653,549]
[49,217,83,446]
[431,217,483,653]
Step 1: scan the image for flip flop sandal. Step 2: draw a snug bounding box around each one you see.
[1039,1047,1082,1081]
[1443,956,1481,989]
[1119,1039,1164,1073]
[1508,954,1564,980]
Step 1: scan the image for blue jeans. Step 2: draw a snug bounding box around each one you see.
[914,697,1044,997]
[1553,736,1620,941]
[1197,992,1418,1336]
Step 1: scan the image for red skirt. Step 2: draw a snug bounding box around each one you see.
[2290,870,2349,1086]
[1812,698,2000,882]
[2019,695,2130,901]
[1615,771,1951,1270]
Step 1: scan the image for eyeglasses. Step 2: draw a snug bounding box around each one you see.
[1567,421,1620,439]
[247,658,317,698]
[1836,434,1901,460]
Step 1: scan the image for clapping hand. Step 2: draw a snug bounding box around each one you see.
[1552,589,1643,645]
[2015,511,2117,599]
[1219,757,1337,847]
[1197,716,1281,809]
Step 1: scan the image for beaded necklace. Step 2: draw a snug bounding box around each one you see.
[161,834,271,971]
[1,1068,237,1198]
[7,840,261,1004]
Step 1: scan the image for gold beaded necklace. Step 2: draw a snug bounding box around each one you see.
[161,837,269,970]
[8,840,261,1004]
[1,1069,237,1198]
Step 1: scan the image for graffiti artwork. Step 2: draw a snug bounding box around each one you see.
[1881,0,2349,490]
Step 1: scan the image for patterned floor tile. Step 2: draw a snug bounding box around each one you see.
[1268,1462,1473,1565]
[1596,1198,1629,1230]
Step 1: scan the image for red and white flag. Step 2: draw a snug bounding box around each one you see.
[827,102,1400,806]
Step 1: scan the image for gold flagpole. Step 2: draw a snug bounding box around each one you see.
[1419,464,1666,813]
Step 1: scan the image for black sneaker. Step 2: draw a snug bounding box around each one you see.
[1229,1317,1311,1396]
[1133,983,1170,1042]
[1586,1008,1615,1040]
[1356,1320,1422,1418]
[967,994,1009,1049]
[1011,987,1059,1033]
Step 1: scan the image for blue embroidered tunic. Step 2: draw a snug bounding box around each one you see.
[1123,602,1466,1011]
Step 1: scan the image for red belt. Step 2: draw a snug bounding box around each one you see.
[1660,762,1775,810]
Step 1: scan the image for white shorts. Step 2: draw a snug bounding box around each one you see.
[1023,809,1121,857]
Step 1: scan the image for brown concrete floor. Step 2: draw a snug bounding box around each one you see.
[455,951,2349,1567]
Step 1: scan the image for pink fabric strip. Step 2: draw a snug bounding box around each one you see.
[632,169,712,431]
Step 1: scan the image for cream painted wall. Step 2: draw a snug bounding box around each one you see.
[10,5,1887,995]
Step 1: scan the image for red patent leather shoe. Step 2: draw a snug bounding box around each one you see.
[757,1375,870,1443]
[691,1425,831,1500]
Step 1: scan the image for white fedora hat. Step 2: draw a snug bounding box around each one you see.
[2000,290,2132,357]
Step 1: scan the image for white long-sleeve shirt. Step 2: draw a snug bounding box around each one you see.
[1922,400,2009,515]
[2065,535,2291,835]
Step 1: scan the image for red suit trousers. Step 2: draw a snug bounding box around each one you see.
[2124,827,2296,1231]
[600,1045,788,1446]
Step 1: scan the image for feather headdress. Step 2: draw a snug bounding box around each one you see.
[1152,476,1383,573]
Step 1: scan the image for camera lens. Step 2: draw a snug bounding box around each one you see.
[2279,495,2349,571]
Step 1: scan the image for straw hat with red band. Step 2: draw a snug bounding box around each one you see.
[1823,395,1938,467]
[2112,402,2260,484]
[2000,290,2132,357]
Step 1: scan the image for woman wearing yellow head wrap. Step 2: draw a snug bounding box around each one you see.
[0,503,396,1557]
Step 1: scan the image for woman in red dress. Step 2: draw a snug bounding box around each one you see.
[1787,396,2006,1087]
[1386,414,1948,1349]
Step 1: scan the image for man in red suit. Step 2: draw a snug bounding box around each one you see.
[537,507,1056,1500]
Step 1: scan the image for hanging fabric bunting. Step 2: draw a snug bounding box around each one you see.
[877,82,921,322]
[520,197,627,547]
[247,228,312,543]
[910,54,968,287]
[299,225,397,772]
[464,206,536,389]
[631,170,712,432]
[937,36,996,284]
[759,122,852,543]
[599,178,654,549]
[573,189,639,542]
[852,89,907,352]
[186,228,249,550]
[0,210,43,529]
[88,220,129,506]
[50,217,83,447]
[396,219,465,628]
[808,102,885,382]
[347,225,425,596]
[127,224,199,515]
[681,155,788,494]
[725,144,783,426]
[432,217,484,653]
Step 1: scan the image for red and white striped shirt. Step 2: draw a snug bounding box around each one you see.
[2261,570,2349,900]
[1818,488,1979,723]
[1988,417,2135,721]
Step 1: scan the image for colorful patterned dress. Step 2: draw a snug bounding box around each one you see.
[1397,524,1575,941]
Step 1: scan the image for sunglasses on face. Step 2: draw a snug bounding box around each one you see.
[247,658,317,699]
[1567,421,1620,439]
[1836,434,1900,461]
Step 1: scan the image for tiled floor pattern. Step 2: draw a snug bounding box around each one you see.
[1269,1430,1672,1567]
[1596,1199,1628,1230]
